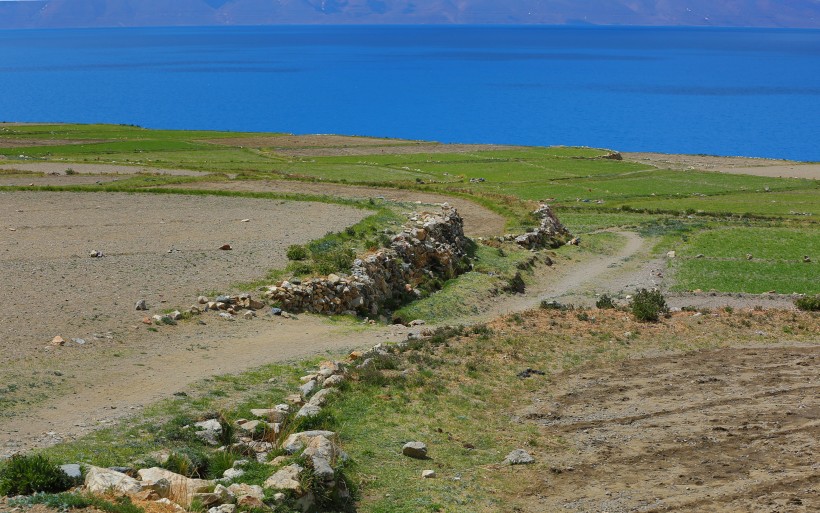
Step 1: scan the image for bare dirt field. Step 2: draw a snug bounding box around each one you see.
[519,342,819,512]
[0,191,375,454]
[623,152,820,180]
[168,179,507,238]
[0,190,369,360]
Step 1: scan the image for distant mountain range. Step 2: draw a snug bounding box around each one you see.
[1,0,819,29]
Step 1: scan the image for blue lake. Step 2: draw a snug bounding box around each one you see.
[1,25,819,160]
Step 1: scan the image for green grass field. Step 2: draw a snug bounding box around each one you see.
[1,123,817,293]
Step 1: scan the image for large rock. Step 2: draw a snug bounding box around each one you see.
[226,483,263,501]
[138,467,213,507]
[281,430,336,454]
[504,449,535,465]
[263,464,304,492]
[402,441,428,459]
[194,418,223,445]
[84,466,143,495]
[302,435,340,482]
[307,387,337,407]
[250,406,288,423]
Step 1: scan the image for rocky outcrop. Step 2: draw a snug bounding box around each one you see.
[264,205,469,316]
[514,205,572,249]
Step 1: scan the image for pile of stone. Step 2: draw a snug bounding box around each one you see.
[513,204,572,249]
[76,355,359,512]
[263,205,469,316]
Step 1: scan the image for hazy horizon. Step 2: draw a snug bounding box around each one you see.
[1,0,819,30]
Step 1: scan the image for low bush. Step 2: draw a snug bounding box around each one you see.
[631,288,669,322]
[286,244,308,261]
[0,454,72,496]
[795,295,820,311]
[596,294,615,309]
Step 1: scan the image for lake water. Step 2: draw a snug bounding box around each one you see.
[1,25,819,161]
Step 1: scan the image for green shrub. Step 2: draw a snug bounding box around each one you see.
[631,289,669,322]
[795,295,820,311]
[0,454,72,496]
[286,244,308,261]
[596,294,615,309]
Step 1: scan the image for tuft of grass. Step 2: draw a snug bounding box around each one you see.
[10,493,143,513]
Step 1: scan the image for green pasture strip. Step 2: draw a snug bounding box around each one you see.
[619,189,820,217]
[672,259,818,295]
[0,123,268,141]
[0,139,218,157]
[679,226,820,261]
[465,169,812,203]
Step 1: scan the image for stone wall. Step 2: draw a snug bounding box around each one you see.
[514,204,573,249]
[264,205,469,316]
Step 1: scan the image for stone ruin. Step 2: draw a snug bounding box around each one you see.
[264,204,470,316]
[514,204,573,249]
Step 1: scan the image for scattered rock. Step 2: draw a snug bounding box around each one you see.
[208,505,236,513]
[322,374,344,388]
[296,404,322,419]
[137,467,214,507]
[50,335,66,346]
[281,431,336,455]
[194,419,223,446]
[89,250,104,258]
[422,469,436,478]
[60,463,83,482]
[308,387,337,407]
[219,244,233,250]
[222,468,244,480]
[504,449,535,465]
[263,464,304,492]
[226,483,264,501]
[84,465,143,495]
[666,251,676,259]
[299,379,317,398]
[402,441,428,459]
[135,299,148,311]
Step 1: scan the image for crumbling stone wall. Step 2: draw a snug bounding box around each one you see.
[264,205,469,316]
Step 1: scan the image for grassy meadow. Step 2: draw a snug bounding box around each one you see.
[2,123,816,295]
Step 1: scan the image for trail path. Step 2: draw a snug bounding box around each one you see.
[0,235,643,458]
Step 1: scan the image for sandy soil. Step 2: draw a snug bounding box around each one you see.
[623,152,820,180]
[519,342,819,512]
[169,179,507,238]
